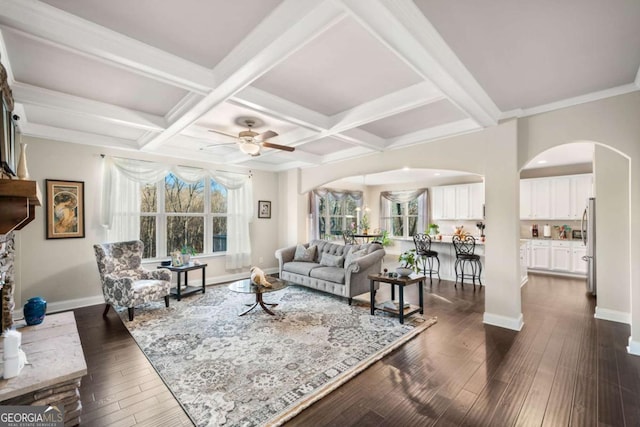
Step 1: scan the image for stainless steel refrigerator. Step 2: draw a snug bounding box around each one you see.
[581,197,596,295]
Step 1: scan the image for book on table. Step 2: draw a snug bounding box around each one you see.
[382,300,411,310]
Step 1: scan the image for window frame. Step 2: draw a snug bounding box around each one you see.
[318,193,361,240]
[381,192,427,239]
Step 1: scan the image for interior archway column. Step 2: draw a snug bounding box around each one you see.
[482,120,524,330]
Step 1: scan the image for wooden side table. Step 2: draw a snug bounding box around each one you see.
[368,273,425,324]
[159,263,207,301]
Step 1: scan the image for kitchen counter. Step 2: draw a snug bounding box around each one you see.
[393,235,485,245]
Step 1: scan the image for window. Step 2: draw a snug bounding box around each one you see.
[317,192,360,240]
[381,190,427,238]
[139,174,227,259]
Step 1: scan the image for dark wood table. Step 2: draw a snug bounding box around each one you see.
[368,272,424,324]
[228,277,288,316]
[158,263,207,301]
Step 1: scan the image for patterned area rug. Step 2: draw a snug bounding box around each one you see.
[118,284,437,426]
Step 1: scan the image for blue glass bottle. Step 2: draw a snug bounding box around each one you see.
[24,297,47,326]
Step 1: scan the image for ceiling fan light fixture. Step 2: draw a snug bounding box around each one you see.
[239,141,261,156]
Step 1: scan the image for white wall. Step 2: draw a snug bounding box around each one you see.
[14,136,280,313]
[594,145,630,323]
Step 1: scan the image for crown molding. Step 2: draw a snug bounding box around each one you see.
[0,29,15,84]
[385,118,480,148]
[20,122,140,150]
[500,83,640,120]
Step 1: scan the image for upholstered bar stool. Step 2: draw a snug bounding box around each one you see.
[413,233,440,284]
[452,235,482,289]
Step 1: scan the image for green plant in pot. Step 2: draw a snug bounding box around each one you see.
[397,249,418,276]
[180,245,196,264]
[428,223,439,236]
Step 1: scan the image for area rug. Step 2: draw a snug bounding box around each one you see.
[118,284,437,427]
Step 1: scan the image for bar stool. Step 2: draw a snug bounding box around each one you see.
[413,233,440,284]
[452,235,483,289]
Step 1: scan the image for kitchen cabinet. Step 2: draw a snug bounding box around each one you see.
[571,244,588,274]
[550,241,572,271]
[520,174,592,220]
[530,240,551,269]
[432,183,484,220]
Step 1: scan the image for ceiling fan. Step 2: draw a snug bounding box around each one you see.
[202,118,294,157]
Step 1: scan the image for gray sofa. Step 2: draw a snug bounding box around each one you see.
[275,239,386,304]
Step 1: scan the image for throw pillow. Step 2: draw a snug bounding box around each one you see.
[320,253,344,268]
[294,244,317,262]
[345,248,367,267]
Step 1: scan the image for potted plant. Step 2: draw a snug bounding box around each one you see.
[397,249,418,276]
[180,245,196,264]
[428,223,439,236]
[359,214,370,235]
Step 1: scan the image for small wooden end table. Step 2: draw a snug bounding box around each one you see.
[368,272,425,324]
[159,263,207,301]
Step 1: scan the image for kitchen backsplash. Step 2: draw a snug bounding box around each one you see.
[431,220,486,236]
[520,220,583,239]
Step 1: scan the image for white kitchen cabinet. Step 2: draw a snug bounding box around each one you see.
[551,177,571,219]
[571,175,593,219]
[530,240,551,269]
[520,180,533,219]
[571,243,588,274]
[550,241,572,271]
[532,179,551,219]
[431,187,444,220]
[432,183,484,220]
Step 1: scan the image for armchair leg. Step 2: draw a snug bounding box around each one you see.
[348,297,353,305]
[128,307,134,321]
[102,304,110,318]
[164,295,170,307]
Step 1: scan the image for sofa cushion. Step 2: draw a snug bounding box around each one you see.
[283,261,321,276]
[294,244,317,262]
[310,266,346,284]
[345,248,367,267]
[310,240,351,259]
[320,253,344,268]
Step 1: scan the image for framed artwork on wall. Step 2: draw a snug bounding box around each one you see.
[258,200,271,219]
[46,179,85,239]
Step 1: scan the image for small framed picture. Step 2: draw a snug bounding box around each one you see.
[46,179,85,239]
[258,200,271,219]
[170,251,183,267]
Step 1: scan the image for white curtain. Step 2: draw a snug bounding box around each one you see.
[380,189,428,235]
[308,188,363,240]
[100,156,254,269]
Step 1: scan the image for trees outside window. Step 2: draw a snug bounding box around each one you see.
[139,174,227,259]
[381,190,427,238]
[318,193,359,240]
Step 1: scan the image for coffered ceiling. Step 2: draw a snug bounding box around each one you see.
[1,0,638,172]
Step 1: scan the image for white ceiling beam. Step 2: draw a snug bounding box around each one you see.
[339,0,500,127]
[231,86,329,131]
[13,82,167,131]
[385,118,481,148]
[328,81,443,133]
[331,128,386,149]
[0,0,215,93]
[165,93,205,124]
[0,29,15,83]
[20,122,140,150]
[139,0,346,152]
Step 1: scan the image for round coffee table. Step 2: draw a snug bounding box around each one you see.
[228,277,288,316]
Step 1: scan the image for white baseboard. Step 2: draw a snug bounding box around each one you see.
[13,267,279,319]
[594,307,631,324]
[628,337,640,356]
[483,312,524,331]
[520,276,528,287]
[527,269,586,279]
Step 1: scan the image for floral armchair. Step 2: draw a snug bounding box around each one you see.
[93,240,171,321]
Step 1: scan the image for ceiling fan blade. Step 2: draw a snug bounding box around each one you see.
[199,142,237,150]
[261,141,295,152]
[254,130,278,142]
[208,129,237,138]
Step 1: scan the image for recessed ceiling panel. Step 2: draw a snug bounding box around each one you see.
[40,0,284,68]
[360,100,467,139]
[4,31,187,116]
[299,137,354,156]
[414,0,640,111]
[23,104,148,140]
[253,17,423,115]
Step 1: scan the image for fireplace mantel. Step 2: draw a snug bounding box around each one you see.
[0,179,41,234]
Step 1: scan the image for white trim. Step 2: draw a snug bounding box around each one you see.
[12,268,279,319]
[628,336,640,356]
[526,269,586,279]
[594,307,630,325]
[520,275,528,288]
[19,122,140,149]
[385,118,481,148]
[500,83,640,120]
[635,65,640,88]
[483,312,524,331]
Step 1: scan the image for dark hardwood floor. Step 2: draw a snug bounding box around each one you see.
[74,273,640,426]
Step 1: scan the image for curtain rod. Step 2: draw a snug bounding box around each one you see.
[100,154,252,177]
